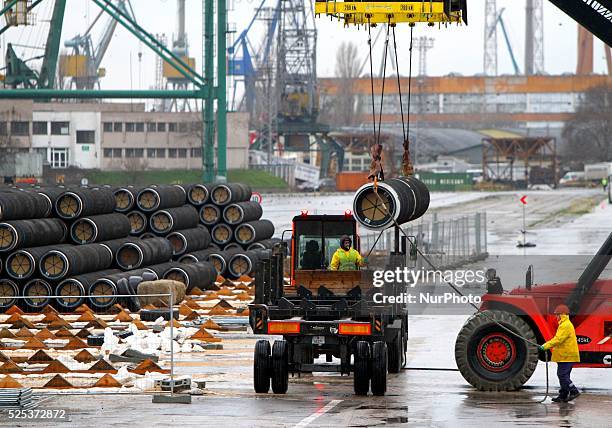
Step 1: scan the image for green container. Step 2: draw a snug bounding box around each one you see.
[416,172,474,191]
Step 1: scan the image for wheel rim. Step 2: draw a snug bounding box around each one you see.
[476,333,517,372]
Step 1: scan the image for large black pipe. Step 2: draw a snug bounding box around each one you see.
[113,187,141,213]
[208,248,243,276]
[211,223,234,246]
[210,183,252,206]
[22,278,53,312]
[178,248,218,264]
[127,211,148,235]
[199,204,221,226]
[5,244,72,280]
[163,261,217,292]
[55,269,121,312]
[353,176,430,230]
[184,183,214,206]
[55,188,116,220]
[167,226,211,256]
[247,238,281,251]
[149,205,199,235]
[0,191,51,220]
[0,218,67,252]
[234,220,275,245]
[70,213,131,244]
[115,237,173,270]
[137,185,186,212]
[88,269,152,311]
[39,243,114,280]
[223,201,263,225]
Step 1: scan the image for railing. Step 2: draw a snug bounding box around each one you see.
[361,212,488,269]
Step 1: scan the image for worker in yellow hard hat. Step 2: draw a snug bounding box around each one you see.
[330,235,365,271]
[538,304,581,403]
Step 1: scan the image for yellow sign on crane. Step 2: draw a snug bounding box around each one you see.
[314,0,467,26]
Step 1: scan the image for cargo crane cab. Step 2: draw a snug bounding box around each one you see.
[291,212,360,282]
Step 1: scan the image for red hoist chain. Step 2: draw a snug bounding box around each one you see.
[366,19,415,184]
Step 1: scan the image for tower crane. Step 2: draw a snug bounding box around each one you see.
[61,0,135,89]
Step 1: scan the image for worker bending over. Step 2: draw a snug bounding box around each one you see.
[539,304,581,403]
[330,235,365,271]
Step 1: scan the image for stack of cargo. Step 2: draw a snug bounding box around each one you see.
[0,182,278,314]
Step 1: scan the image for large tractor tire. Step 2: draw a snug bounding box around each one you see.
[254,340,271,393]
[387,331,403,374]
[370,341,388,396]
[271,340,289,394]
[455,310,538,391]
[354,341,371,396]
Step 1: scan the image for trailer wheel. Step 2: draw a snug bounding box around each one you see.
[254,340,271,393]
[371,342,388,396]
[388,331,403,374]
[354,341,370,396]
[271,340,289,394]
[455,310,538,391]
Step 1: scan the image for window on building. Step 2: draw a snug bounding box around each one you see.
[34,148,48,164]
[178,148,187,158]
[178,122,188,133]
[191,148,202,157]
[76,130,95,144]
[147,122,156,132]
[168,148,177,158]
[125,148,144,158]
[125,122,135,132]
[11,121,29,136]
[114,122,123,132]
[33,121,48,135]
[51,121,69,135]
[50,148,68,168]
[157,122,166,132]
[168,122,177,132]
[147,148,166,158]
[135,122,145,132]
[112,148,122,158]
[104,148,113,158]
[0,122,7,136]
[103,122,113,133]
[190,121,202,133]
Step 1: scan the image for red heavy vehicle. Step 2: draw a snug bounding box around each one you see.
[455,233,612,391]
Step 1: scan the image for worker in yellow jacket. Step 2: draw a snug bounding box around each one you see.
[330,235,365,271]
[538,304,581,402]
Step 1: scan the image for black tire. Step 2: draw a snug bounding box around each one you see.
[139,309,179,322]
[254,340,271,393]
[454,310,538,391]
[354,341,370,396]
[370,341,388,396]
[271,340,289,394]
[387,331,403,374]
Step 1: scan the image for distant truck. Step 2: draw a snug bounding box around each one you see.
[584,163,612,183]
[559,171,586,187]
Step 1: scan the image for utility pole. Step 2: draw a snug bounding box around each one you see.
[484,0,497,76]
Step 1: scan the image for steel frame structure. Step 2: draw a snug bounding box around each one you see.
[0,0,227,182]
[482,137,558,187]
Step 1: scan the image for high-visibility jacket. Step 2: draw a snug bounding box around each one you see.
[542,315,580,363]
[330,248,362,271]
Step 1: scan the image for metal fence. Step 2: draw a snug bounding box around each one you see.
[361,212,488,269]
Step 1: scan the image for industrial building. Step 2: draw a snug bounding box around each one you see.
[0,100,248,172]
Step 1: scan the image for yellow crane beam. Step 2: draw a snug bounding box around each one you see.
[314,1,466,26]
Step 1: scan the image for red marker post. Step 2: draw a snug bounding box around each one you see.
[517,195,535,248]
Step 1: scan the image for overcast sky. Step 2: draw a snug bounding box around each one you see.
[1,0,609,92]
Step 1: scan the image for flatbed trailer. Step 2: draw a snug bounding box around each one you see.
[249,214,408,396]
